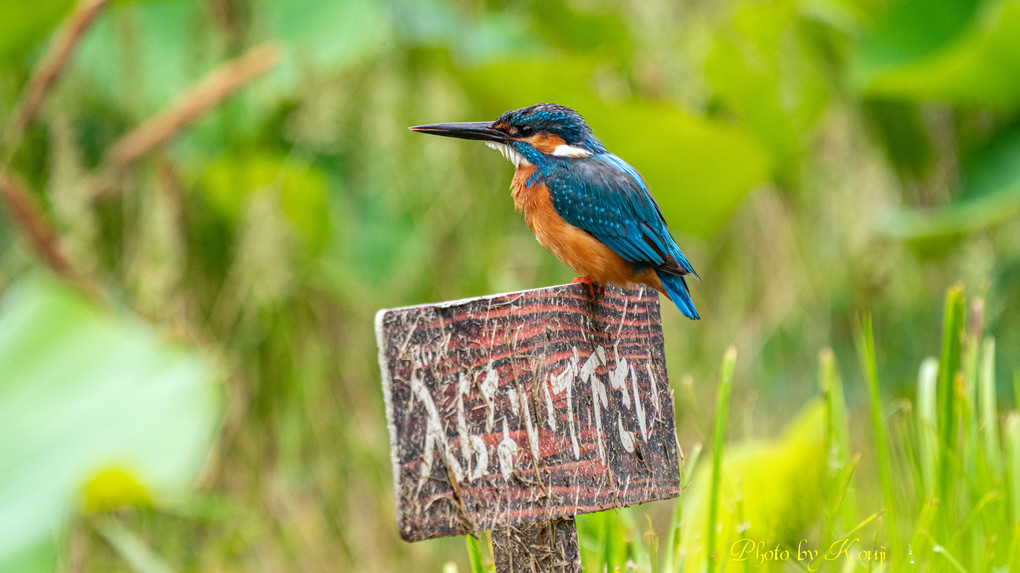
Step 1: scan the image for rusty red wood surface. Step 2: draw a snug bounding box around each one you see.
[375,283,681,541]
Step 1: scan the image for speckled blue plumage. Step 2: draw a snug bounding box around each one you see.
[549,154,699,319]
[548,155,696,274]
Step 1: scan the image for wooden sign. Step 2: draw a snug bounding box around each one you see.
[375,283,682,547]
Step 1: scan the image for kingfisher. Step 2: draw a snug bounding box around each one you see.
[410,103,700,320]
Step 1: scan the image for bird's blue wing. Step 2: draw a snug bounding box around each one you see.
[545,154,697,277]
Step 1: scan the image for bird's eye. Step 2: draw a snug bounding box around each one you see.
[519,125,535,136]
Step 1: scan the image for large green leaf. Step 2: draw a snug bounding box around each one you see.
[705,0,832,176]
[265,0,386,67]
[858,0,981,69]
[528,0,630,63]
[854,0,1020,109]
[72,0,214,116]
[0,276,221,570]
[860,99,935,177]
[0,0,73,63]
[262,0,388,91]
[879,124,1020,241]
[462,58,772,238]
[392,0,544,65]
[198,152,332,250]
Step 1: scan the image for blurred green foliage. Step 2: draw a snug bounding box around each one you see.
[706,0,832,177]
[855,0,1020,108]
[579,295,1020,571]
[199,152,331,249]
[0,0,73,60]
[0,276,218,571]
[1,0,1020,570]
[681,400,828,571]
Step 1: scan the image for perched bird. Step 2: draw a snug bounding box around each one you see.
[410,103,700,320]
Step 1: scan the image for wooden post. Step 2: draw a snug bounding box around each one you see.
[375,283,682,570]
[492,518,580,572]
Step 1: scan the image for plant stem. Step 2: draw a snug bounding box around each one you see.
[705,346,736,573]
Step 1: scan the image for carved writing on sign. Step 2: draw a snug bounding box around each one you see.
[375,283,682,541]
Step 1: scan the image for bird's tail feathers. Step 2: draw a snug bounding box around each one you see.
[656,270,700,320]
[669,246,700,282]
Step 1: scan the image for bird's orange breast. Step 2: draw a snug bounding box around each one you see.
[510,166,663,291]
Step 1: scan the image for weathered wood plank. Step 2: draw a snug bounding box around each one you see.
[492,518,581,573]
[375,283,681,542]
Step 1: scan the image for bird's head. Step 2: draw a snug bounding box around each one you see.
[409,103,606,168]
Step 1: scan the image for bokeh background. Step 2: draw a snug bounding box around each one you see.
[2,0,1019,570]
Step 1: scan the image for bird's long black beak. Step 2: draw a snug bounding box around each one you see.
[408,121,509,143]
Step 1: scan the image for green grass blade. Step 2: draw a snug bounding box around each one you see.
[948,490,1001,549]
[1007,413,1020,527]
[931,543,969,573]
[917,357,939,497]
[937,284,965,498]
[819,348,851,468]
[979,339,1002,477]
[1015,369,1020,413]
[465,534,484,573]
[92,518,174,573]
[854,315,901,555]
[618,508,651,571]
[909,498,938,561]
[705,346,737,573]
[819,347,857,532]
[603,510,623,570]
[667,442,702,573]
[1009,411,1020,570]
[962,299,984,442]
[646,514,659,573]
[824,454,860,546]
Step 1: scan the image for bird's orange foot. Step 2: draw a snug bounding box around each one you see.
[571,276,606,301]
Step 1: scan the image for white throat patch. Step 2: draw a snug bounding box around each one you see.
[551,144,592,158]
[484,141,529,168]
